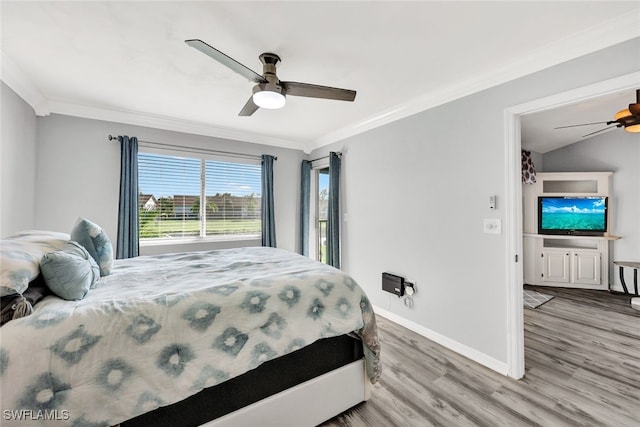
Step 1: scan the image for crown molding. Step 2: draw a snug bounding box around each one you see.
[1,51,308,152]
[309,12,640,151]
[0,50,50,116]
[47,100,309,152]
[506,71,640,117]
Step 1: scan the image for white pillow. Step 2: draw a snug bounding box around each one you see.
[0,231,70,296]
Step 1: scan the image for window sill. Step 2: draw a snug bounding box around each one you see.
[140,234,261,247]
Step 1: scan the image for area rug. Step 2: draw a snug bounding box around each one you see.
[523,290,554,309]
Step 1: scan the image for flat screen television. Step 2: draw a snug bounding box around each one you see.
[538,196,608,235]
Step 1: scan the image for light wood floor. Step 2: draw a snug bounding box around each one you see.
[321,287,640,426]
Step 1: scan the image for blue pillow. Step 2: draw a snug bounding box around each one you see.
[70,218,113,276]
[40,241,100,301]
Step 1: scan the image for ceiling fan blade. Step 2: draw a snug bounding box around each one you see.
[554,121,609,129]
[282,81,356,101]
[582,127,613,138]
[238,96,259,116]
[185,39,265,84]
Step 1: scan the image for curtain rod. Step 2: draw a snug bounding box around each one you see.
[309,151,341,163]
[108,135,276,161]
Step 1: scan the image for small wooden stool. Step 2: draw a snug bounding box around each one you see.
[613,261,640,296]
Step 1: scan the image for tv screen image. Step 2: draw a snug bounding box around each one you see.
[538,196,608,235]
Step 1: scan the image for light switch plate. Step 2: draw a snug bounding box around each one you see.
[484,218,502,234]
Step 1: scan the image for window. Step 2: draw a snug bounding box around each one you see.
[316,167,329,263]
[138,151,261,241]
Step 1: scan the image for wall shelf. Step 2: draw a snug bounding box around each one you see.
[523,233,621,241]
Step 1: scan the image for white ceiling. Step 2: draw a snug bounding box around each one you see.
[1,1,639,153]
[521,89,638,154]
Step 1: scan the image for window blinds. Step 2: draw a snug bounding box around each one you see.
[138,152,261,240]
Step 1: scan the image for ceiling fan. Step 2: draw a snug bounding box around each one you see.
[555,89,640,137]
[185,39,356,116]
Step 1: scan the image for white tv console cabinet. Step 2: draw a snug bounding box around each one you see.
[523,172,620,290]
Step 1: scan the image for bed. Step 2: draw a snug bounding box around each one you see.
[0,231,380,427]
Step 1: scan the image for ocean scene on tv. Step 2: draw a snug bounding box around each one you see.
[540,197,607,231]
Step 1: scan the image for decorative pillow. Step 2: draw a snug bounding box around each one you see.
[0,277,52,325]
[70,218,113,276]
[40,241,100,301]
[0,231,70,297]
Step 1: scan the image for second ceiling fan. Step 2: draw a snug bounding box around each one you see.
[555,89,640,137]
[185,39,357,116]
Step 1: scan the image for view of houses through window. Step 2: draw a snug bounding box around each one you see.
[138,152,262,240]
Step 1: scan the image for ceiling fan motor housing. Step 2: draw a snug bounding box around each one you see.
[630,89,640,116]
[259,53,281,80]
[252,52,286,107]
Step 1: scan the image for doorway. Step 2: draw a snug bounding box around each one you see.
[504,72,639,379]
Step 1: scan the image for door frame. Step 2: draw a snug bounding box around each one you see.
[503,71,640,379]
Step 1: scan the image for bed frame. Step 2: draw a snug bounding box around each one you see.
[121,335,371,427]
[208,359,370,427]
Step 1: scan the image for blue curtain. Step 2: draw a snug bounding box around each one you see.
[261,154,276,247]
[116,136,139,259]
[327,152,341,269]
[299,160,311,256]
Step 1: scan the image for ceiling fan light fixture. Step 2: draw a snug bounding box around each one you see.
[252,90,286,109]
[614,108,631,121]
[614,108,640,132]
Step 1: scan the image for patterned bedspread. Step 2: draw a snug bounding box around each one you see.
[0,247,380,427]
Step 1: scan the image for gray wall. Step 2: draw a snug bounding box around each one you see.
[541,130,640,292]
[33,114,305,254]
[1,83,37,237]
[3,37,638,372]
[310,38,640,365]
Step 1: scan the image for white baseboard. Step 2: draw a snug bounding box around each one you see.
[373,306,509,376]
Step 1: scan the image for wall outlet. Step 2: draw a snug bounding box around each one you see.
[483,218,502,234]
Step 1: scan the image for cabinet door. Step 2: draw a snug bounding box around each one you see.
[573,251,601,285]
[541,250,570,283]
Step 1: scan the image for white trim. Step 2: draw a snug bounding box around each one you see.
[373,306,510,376]
[0,48,306,151]
[310,13,640,150]
[503,71,640,380]
[0,50,50,116]
[503,108,525,379]
[1,48,307,152]
[202,359,369,427]
[140,235,260,247]
[46,99,307,152]
[506,72,640,116]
